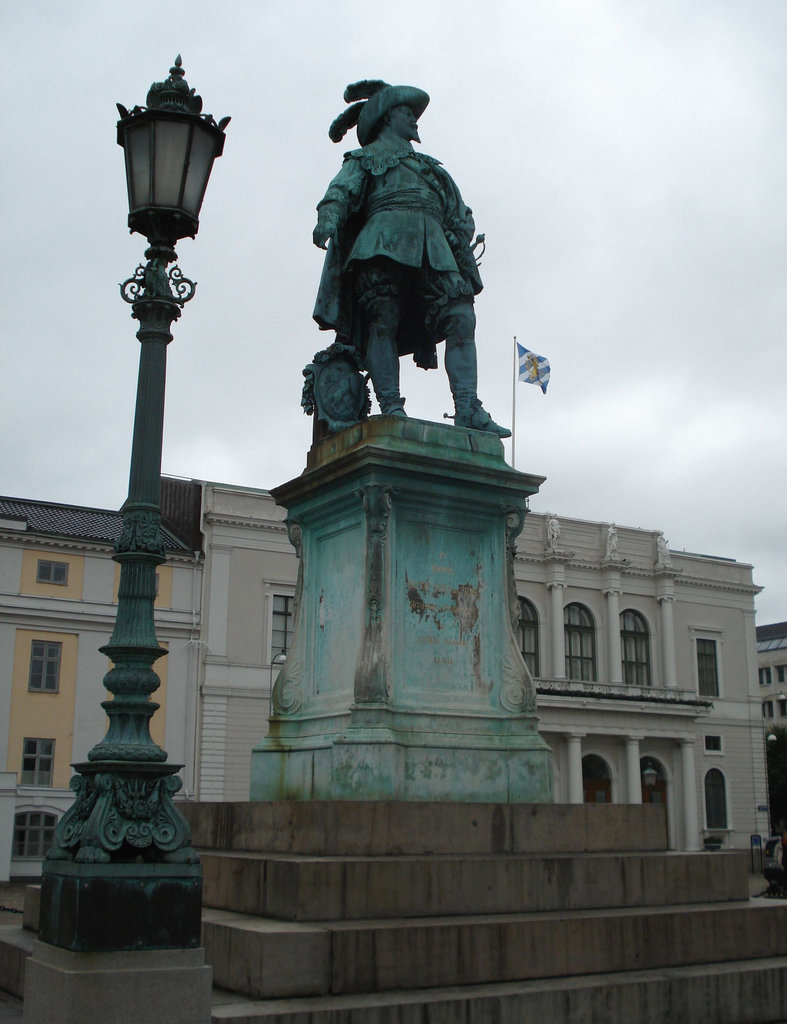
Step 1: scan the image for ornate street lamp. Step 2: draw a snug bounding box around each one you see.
[38,58,228,956]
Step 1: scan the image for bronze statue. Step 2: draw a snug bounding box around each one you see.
[311,80,510,438]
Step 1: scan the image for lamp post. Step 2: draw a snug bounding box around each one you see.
[37,57,228,956]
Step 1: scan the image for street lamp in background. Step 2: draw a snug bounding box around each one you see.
[26,59,228,1024]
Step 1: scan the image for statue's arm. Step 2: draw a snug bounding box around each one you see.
[313,156,365,250]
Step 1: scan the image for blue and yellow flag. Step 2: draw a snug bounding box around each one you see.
[516,343,550,394]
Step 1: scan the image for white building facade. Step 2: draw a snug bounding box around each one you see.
[196,481,766,853]
[0,479,767,875]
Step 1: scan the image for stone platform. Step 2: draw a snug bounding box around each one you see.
[4,800,787,1022]
[190,800,787,1023]
[251,417,552,804]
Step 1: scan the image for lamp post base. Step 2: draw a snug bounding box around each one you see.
[39,860,202,952]
[22,941,211,1024]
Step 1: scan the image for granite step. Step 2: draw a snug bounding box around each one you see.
[0,925,36,999]
[200,848,749,921]
[202,900,787,999]
[208,957,787,1024]
[181,800,668,857]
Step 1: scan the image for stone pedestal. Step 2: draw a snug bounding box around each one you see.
[251,417,553,803]
[22,941,211,1024]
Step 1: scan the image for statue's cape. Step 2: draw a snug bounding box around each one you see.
[313,144,481,370]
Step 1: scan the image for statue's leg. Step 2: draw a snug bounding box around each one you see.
[442,301,511,438]
[357,261,406,418]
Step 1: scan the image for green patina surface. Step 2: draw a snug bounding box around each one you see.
[251,418,553,804]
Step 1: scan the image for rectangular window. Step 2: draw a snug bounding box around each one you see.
[28,640,62,692]
[697,639,719,697]
[780,699,787,718]
[271,594,295,659]
[12,811,58,858]
[704,735,722,753]
[21,738,54,785]
[760,667,773,686]
[778,666,787,684]
[36,559,68,585]
[763,700,774,719]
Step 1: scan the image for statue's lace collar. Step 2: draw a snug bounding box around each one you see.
[352,137,439,176]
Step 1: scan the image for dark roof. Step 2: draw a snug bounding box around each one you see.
[757,622,787,641]
[0,496,189,551]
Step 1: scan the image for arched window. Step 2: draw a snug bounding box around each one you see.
[564,603,596,681]
[517,597,539,677]
[582,753,611,803]
[704,768,727,829]
[13,811,57,858]
[620,610,651,686]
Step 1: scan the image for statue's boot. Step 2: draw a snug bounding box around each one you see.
[453,390,512,438]
[443,307,511,438]
[365,316,406,419]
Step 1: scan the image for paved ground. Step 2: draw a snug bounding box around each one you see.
[0,991,22,1021]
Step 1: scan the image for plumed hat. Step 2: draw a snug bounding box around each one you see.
[329,80,430,147]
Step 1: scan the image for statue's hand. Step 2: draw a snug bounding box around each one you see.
[313,219,335,250]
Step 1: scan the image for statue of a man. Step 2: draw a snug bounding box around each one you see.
[312,80,510,437]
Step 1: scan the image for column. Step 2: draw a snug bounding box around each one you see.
[625,736,643,804]
[206,545,231,660]
[658,595,678,688]
[567,733,584,804]
[605,586,623,684]
[680,738,700,850]
[548,582,566,679]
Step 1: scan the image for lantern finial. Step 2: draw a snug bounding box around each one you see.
[146,55,203,115]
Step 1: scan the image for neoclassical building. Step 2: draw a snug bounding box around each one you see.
[0,477,766,875]
[195,480,766,852]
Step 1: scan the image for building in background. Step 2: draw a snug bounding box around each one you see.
[0,478,767,875]
[196,481,766,852]
[0,490,202,878]
[757,621,787,724]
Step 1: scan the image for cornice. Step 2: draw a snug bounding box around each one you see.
[674,574,762,597]
[204,512,288,534]
[0,532,200,565]
[535,678,711,710]
[0,533,114,555]
[516,551,679,582]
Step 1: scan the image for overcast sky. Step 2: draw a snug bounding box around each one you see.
[2,1,785,623]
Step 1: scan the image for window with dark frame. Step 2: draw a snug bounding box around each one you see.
[704,735,722,753]
[36,559,68,585]
[516,597,539,677]
[12,811,58,858]
[697,638,719,697]
[764,700,774,718]
[564,603,596,682]
[760,667,773,686]
[28,640,62,692]
[21,738,54,785]
[620,610,651,686]
[271,594,295,659]
[704,768,727,829]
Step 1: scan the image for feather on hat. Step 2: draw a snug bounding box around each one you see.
[328,80,429,146]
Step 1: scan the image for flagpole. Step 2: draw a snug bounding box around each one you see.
[511,336,517,470]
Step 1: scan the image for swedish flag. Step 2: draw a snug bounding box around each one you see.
[516,342,550,394]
